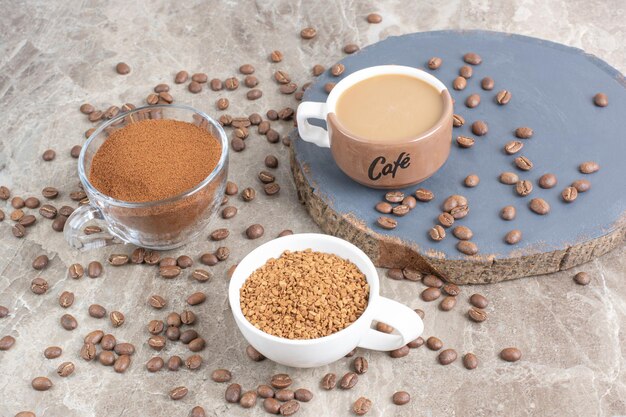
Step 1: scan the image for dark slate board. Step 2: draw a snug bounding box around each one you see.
[292,30,626,265]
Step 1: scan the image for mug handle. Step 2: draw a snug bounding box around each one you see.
[357,296,424,351]
[296,101,330,148]
[64,205,120,251]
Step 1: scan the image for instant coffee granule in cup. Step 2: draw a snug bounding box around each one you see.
[240,249,369,339]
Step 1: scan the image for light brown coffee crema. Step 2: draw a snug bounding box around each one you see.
[89,119,221,202]
[240,250,370,340]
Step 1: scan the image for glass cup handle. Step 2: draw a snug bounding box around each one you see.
[64,205,119,251]
[296,101,330,148]
[357,296,424,351]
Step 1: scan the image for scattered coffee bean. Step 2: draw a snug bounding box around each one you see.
[421,287,441,302]
[571,179,591,193]
[562,186,578,202]
[321,373,337,390]
[339,372,358,389]
[247,88,263,100]
[87,261,103,278]
[414,188,434,202]
[100,334,116,351]
[438,348,458,365]
[58,291,74,308]
[429,225,446,241]
[211,369,232,383]
[56,361,75,378]
[263,398,281,414]
[165,326,180,341]
[343,43,359,54]
[0,335,15,350]
[514,127,533,139]
[110,311,124,327]
[32,255,49,270]
[352,356,368,374]
[148,335,166,351]
[465,94,480,108]
[537,173,557,189]
[84,330,104,345]
[386,268,404,280]
[148,320,165,335]
[469,294,488,308]
[187,292,206,306]
[426,336,443,351]
[264,155,279,169]
[440,296,457,311]
[423,274,443,288]
[146,357,164,372]
[392,391,410,405]
[300,27,316,39]
[108,254,128,266]
[113,354,131,373]
[427,56,442,69]
[463,353,478,369]
[593,93,608,107]
[500,205,516,220]
[216,98,229,110]
[457,241,478,255]
[270,373,293,389]
[239,391,257,408]
[257,385,275,399]
[80,342,96,361]
[504,140,523,155]
[459,65,473,78]
[191,269,211,283]
[500,347,522,362]
[481,76,494,90]
[324,82,336,93]
[246,224,265,239]
[514,156,533,171]
[402,267,421,281]
[464,174,480,187]
[200,253,218,266]
[169,386,188,401]
[42,150,57,161]
[353,397,372,415]
[39,204,57,219]
[44,346,62,359]
[515,180,533,197]
[31,376,52,391]
[331,63,345,77]
[275,389,294,402]
[456,135,475,148]
[176,255,193,269]
[574,271,591,285]
[471,120,488,136]
[468,307,487,322]
[30,277,48,294]
[24,197,40,208]
[115,62,130,74]
[438,212,454,228]
[505,229,522,244]
[246,344,265,361]
[210,228,230,241]
[442,283,460,296]
[529,198,550,215]
[452,76,467,90]
[88,304,106,318]
[160,265,181,278]
[452,114,465,127]
[188,81,202,93]
[225,383,242,403]
[579,161,599,174]
[294,388,313,402]
[496,90,512,105]
[463,52,482,65]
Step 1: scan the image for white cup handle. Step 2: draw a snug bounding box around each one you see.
[296,101,330,148]
[357,296,424,351]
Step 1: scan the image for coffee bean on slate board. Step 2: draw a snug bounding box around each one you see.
[469,294,488,308]
[500,347,522,362]
[453,76,467,90]
[429,225,446,241]
[574,271,591,285]
[593,93,608,107]
[481,77,494,90]
[538,173,557,189]
[31,376,53,391]
[353,397,372,415]
[515,127,533,139]
[562,186,578,202]
[463,353,479,369]
[377,216,397,230]
[501,205,516,220]
[571,179,591,192]
[438,349,458,365]
[471,120,488,136]
[456,135,474,148]
[465,94,480,108]
[505,230,522,244]
[514,156,533,171]
[421,287,441,301]
[343,44,360,54]
[321,373,337,390]
[464,52,482,65]
[504,141,523,155]
[457,241,478,255]
[452,114,465,127]
[579,161,599,174]
[516,180,533,197]
[428,57,442,69]
[468,307,487,322]
[496,90,512,104]
[464,174,479,187]
[529,198,550,215]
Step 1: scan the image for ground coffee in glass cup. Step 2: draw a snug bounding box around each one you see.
[65,104,228,250]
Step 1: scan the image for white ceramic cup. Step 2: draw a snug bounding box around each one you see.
[228,233,424,368]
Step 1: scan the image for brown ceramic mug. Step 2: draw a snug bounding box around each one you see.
[297,65,453,189]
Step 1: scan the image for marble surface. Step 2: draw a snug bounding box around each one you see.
[0,1,624,416]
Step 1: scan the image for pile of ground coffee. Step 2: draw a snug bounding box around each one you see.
[240,249,370,339]
[89,119,221,202]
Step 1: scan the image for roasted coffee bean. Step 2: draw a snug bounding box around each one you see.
[481,76,495,90]
[353,397,372,415]
[427,56,442,69]
[257,120,271,135]
[54,361,75,378]
[274,70,291,84]
[247,88,263,100]
[225,383,242,403]
[248,113,262,125]
[39,204,57,219]
[450,203,470,219]
[321,373,337,390]
[84,225,102,235]
[114,354,131,373]
[161,259,177,269]
[24,197,40,208]
[440,296,456,311]
[593,92,608,107]
[11,209,24,221]
[264,155,279,169]
[214,246,229,261]
[271,373,293,389]
[421,287,441,301]
[456,135,475,148]
[167,355,183,371]
[59,206,74,217]
[452,76,467,90]
[115,61,131,74]
[175,255,193,269]
[180,310,196,325]
[210,228,230,241]
[438,349,458,365]
[246,224,265,239]
[101,334,116,351]
[324,82,336,93]
[238,64,255,75]
[500,205,516,221]
[32,255,49,271]
[463,52,482,65]
[468,307,487,322]
[392,204,410,216]
[0,306,7,319]
[461,352,478,370]
[0,186,9,200]
[429,225,446,241]
[300,26,317,39]
[30,278,48,294]
[459,65,473,78]
[375,202,392,214]
[166,313,181,327]
[402,267,421,281]
[279,83,297,94]
[19,215,36,227]
[415,188,435,202]
[264,182,280,196]
[452,114,465,128]
[179,330,198,345]
[169,386,188,401]
[245,344,265,361]
[148,335,166,350]
[256,385,275,399]
[438,212,454,228]
[330,63,345,77]
[392,391,410,405]
[268,49,284,63]
[88,304,106,318]
[423,274,443,288]
[266,128,280,143]
[238,391,257,409]
[103,105,121,119]
[279,107,295,121]
[536,173,557,189]
[401,196,417,210]
[12,223,26,238]
[42,149,56,161]
[200,252,218,266]
[500,347,522,362]
[110,311,124,327]
[471,120,488,136]
[146,93,159,105]
[143,250,160,265]
[187,292,206,305]
[515,180,533,197]
[189,406,206,417]
[464,174,480,187]
[504,140,523,155]
[344,43,360,54]
[426,336,443,351]
[504,230,522,245]
[80,342,96,361]
[258,171,276,184]
[279,400,299,416]
[529,198,550,215]
[231,137,245,152]
[32,376,52,391]
[148,320,165,335]
[80,103,95,114]
[114,343,136,355]
[514,156,533,171]
[457,241,478,255]
[216,98,229,110]
[108,254,128,266]
[469,294,488,309]
[579,161,599,174]
[0,335,15,350]
[58,291,74,308]
[571,179,591,193]
[160,265,181,278]
[264,397,281,414]
[44,346,62,359]
[376,216,397,230]
[146,357,164,372]
[496,90,512,104]
[174,70,189,84]
[11,197,25,209]
[351,356,368,374]
[574,271,591,285]
[274,389,294,402]
[294,388,313,402]
[339,372,358,389]
[188,81,202,93]
[312,64,325,76]
[189,268,211,283]
[465,94,480,108]
[88,110,103,122]
[189,337,206,352]
[87,261,102,278]
[376,322,393,333]
[442,283,461,296]
[513,127,533,140]
[211,368,232,383]
[384,191,404,203]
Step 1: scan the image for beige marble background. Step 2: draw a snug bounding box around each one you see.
[0,0,625,416]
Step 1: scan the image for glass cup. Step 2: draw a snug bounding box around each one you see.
[65,104,228,250]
